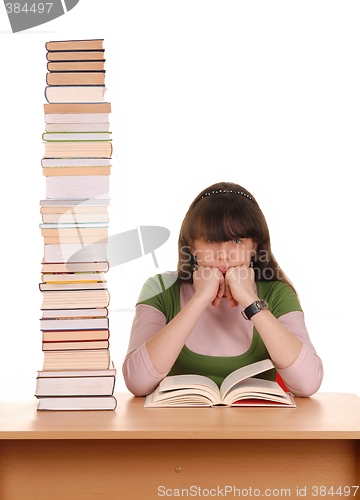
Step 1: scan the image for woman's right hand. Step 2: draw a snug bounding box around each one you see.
[192,266,225,307]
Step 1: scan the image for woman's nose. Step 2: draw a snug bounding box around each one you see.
[216,243,228,260]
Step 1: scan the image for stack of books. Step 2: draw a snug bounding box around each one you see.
[36,39,117,411]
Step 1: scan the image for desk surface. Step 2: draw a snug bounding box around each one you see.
[0,392,359,440]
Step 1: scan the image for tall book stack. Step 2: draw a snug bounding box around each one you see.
[36,39,117,411]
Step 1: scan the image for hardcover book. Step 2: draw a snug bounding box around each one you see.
[144,359,296,408]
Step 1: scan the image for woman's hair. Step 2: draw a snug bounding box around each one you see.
[176,181,296,292]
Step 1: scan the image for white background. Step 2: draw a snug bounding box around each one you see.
[0,1,359,400]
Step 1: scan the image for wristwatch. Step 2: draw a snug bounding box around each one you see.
[241,299,269,320]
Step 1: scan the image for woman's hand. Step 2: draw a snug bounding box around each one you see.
[225,265,259,308]
[192,266,225,307]
[224,281,239,308]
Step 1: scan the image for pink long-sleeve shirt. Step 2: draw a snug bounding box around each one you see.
[123,282,323,397]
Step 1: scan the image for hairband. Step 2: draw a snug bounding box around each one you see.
[200,189,253,201]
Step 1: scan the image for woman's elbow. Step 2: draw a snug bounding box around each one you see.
[289,367,324,398]
[122,362,159,397]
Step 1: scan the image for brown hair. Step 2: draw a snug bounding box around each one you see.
[176,181,296,292]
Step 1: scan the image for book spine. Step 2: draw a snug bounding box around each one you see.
[43,102,111,113]
[45,39,104,51]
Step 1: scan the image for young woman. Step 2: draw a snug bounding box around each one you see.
[122,182,323,397]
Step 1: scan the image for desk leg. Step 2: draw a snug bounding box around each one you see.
[0,439,358,499]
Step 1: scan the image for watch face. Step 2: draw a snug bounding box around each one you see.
[258,300,268,310]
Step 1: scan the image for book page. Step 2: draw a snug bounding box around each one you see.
[219,359,275,400]
[224,378,296,406]
[223,378,289,405]
[144,383,219,407]
[159,374,220,393]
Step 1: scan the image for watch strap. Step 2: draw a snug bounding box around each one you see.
[242,299,269,320]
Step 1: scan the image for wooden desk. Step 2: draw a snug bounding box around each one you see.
[0,393,359,499]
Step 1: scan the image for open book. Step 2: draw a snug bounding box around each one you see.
[144,359,296,408]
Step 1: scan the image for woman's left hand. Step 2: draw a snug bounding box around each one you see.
[225,265,259,308]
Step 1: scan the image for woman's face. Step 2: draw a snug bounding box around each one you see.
[191,238,257,274]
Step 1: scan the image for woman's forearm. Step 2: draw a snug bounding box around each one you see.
[225,268,303,369]
[250,309,303,368]
[145,294,209,373]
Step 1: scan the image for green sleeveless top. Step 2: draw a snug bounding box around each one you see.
[137,273,302,387]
